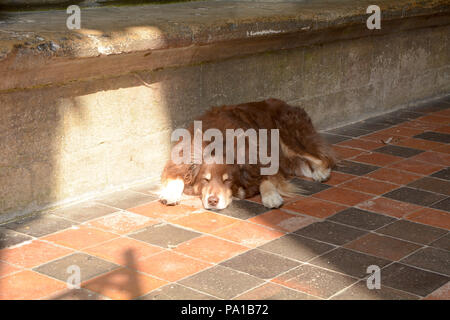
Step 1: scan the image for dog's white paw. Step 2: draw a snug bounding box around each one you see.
[159,192,181,206]
[311,167,331,182]
[159,179,184,206]
[261,191,284,209]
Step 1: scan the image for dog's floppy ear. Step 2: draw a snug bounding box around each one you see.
[184,164,200,184]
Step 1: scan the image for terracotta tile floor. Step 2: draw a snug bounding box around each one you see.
[0,98,449,300]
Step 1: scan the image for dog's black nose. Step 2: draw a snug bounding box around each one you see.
[208,196,219,206]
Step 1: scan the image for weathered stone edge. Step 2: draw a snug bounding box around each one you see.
[1,0,449,91]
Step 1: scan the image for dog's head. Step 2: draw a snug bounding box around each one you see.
[189,163,240,210]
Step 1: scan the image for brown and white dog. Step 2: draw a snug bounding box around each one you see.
[159,98,336,210]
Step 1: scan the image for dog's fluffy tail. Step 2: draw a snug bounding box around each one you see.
[276,179,305,198]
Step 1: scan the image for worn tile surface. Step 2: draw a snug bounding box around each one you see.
[220,249,299,279]
[294,221,367,246]
[179,266,264,300]
[327,207,397,230]
[381,263,449,297]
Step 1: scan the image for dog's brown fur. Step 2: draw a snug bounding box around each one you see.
[160,98,336,210]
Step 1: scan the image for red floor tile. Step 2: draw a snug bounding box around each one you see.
[344,233,421,261]
[212,221,284,248]
[128,201,200,221]
[0,240,72,268]
[366,168,422,185]
[283,197,347,218]
[359,132,406,144]
[394,138,445,151]
[337,139,384,151]
[387,159,444,175]
[84,237,164,266]
[0,261,22,278]
[357,197,422,218]
[174,235,248,263]
[325,171,356,186]
[340,177,399,195]
[248,209,317,232]
[0,271,65,300]
[82,267,167,300]
[332,146,364,159]
[406,208,450,230]
[410,151,450,166]
[416,114,450,124]
[134,251,211,282]
[352,152,403,166]
[434,125,450,134]
[313,187,374,206]
[424,282,450,300]
[400,120,442,131]
[433,144,450,154]
[170,211,238,233]
[377,126,424,137]
[42,226,119,250]
[87,211,158,234]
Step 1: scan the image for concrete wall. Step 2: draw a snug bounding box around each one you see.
[1,24,449,221]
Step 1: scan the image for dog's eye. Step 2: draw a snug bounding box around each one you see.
[203,177,210,182]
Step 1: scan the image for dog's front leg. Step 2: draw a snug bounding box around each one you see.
[159,178,184,205]
[260,179,283,209]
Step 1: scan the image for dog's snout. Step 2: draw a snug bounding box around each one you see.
[208,195,219,206]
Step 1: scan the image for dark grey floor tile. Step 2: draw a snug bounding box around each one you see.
[381,263,449,297]
[51,201,118,223]
[258,234,335,262]
[334,160,380,176]
[320,133,351,145]
[364,115,406,126]
[4,213,76,237]
[431,197,450,212]
[351,121,392,132]
[291,178,330,195]
[294,221,367,246]
[0,227,33,249]
[388,110,424,120]
[234,283,317,300]
[374,145,424,158]
[383,187,446,207]
[179,266,264,300]
[140,283,217,300]
[408,177,450,196]
[309,248,391,278]
[327,207,396,231]
[44,288,109,300]
[377,220,447,245]
[128,223,200,248]
[33,253,119,282]
[220,249,299,280]
[414,132,450,144]
[213,199,269,219]
[326,125,371,137]
[431,168,450,181]
[401,247,450,276]
[411,101,449,113]
[430,234,450,251]
[274,264,357,299]
[95,190,157,210]
[332,280,419,300]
